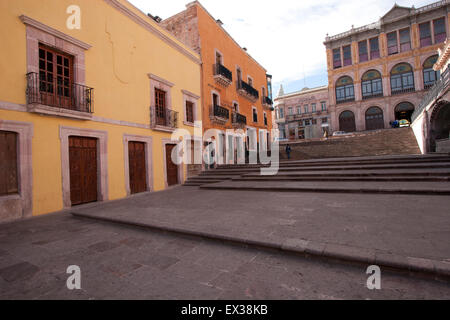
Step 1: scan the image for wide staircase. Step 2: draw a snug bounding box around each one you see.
[279,127,421,161]
[183,154,450,195]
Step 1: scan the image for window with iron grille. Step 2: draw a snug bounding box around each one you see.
[423,55,440,89]
[155,88,166,125]
[390,63,415,93]
[38,44,74,108]
[0,131,18,196]
[186,101,194,123]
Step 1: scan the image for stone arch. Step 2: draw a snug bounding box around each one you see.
[429,100,450,152]
[395,101,415,122]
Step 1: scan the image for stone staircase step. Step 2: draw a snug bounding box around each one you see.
[200,180,450,195]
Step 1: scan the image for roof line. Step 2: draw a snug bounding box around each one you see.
[188,1,268,73]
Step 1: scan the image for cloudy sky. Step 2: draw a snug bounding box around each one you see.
[129,0,436,95]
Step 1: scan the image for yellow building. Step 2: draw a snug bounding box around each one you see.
[0,0,202,223]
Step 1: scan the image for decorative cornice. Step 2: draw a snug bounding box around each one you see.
[182,89,200,100]
[19,15,92,50]
[104,0,201,65]
[435,38,450,70]
[148,73,175,87]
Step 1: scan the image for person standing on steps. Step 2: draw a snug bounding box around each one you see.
[285,144,292,160]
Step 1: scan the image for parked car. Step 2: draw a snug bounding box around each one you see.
[332,131,350,136]
[398,119,411,128]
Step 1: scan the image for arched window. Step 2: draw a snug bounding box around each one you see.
[423,55,440,89]
[335,76,355,104]
[339,110,356,132]
[391,63,415,94]
[365,107,384,130]
[362,70,383,99]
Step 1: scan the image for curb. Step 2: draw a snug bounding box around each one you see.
[71,211,450,281]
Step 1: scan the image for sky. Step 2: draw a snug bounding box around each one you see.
[129,0,437,96]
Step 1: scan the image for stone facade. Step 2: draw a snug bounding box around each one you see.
[274,86,330,140]
[324,1,450,133]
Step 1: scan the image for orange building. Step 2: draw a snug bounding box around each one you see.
[162,1,273,164]
[324,1,449,133]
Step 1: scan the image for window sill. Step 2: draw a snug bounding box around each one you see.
[0,194,21,201]
[183,121,201,128]
[151,125,177,133]
[27,103,93,120]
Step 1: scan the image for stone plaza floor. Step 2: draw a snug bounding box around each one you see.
[0,186,449,300]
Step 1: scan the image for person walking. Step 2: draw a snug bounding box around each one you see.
[285,144,292,160]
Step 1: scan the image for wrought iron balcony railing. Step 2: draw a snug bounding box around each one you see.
[232,112,247,126]
[412,66,450,122]
[362,92,384,100]
[26,72,93,113]
[237,80,259,101]
[262,96,273,106]
[336,96,355,104]
[214,64,233,83]
[150,106,178,129]
[391,87,415,95]
[211,104,230,120]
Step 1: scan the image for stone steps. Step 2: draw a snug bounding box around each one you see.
[278,128,422,161]
[200,180,450,195]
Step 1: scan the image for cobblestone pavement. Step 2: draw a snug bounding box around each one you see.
[0,213,449,300]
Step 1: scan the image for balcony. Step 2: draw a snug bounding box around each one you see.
[26,72,93,120]
[232,112,247,129]
[237,80,259,102]
[150,106,178,132]
[213,64,233,87]
[362,92,384,100]
[336,96,355,104]
[262,96,273,110]
[210,104,230,125]
[391,87,415,96]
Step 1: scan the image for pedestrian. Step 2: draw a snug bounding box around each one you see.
[285,144,292,160]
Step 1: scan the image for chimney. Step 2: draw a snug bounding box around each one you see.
[216,19,223,26]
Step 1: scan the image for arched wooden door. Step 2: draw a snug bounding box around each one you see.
[365,107,384,130]
[339,111,356,132]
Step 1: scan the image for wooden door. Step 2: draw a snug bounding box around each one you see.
[0,131,18,196]
[39,45,73,109]
[339,111,356,133]
[165,144,179,186]
[69,137,98,206]
[129,141,147,194]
